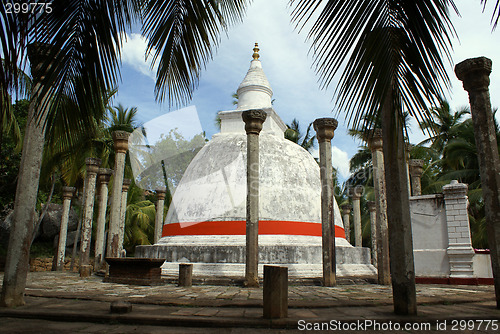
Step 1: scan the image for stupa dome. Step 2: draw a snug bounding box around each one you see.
[137,44,375,277]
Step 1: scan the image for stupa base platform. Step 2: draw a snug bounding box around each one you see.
[135,242,377,278]
[158,262,376,278]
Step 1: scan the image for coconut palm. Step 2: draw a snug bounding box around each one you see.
[0,0,141,307]
[289,0,458,315]
[419,101,469,153]
[284,118,316,152]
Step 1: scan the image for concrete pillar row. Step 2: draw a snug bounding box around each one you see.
[55,186,76,271]
[107,131,130,258]
[154,188,167,244]
[242,109,267,288]
[351,185,364,248]
[367,201,377,267]
[313,117,338,287]
[118,178,131,257]
[79,157,101,276]
[409,159,424,196]
[455,57,500,308]
[405,143,413,197]
[367,128,390,285]
[340,203,352,243]
[94,168,113,270]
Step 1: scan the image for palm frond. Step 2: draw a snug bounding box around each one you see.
[481,0,500,28]
[290,0,457,133]
[142,0,248,106]
[30,0,141,130]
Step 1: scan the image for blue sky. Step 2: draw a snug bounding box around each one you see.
[114,0,500,181]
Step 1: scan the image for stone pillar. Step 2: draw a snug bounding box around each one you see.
[107,131,130,258]
[79,157,101,276]
[54,186,75,271]
[154,188,167,244]
[242,109,267,287]
[351,185,364,247]
[118,178,131,257]
[405,143,412,197]
[367,129,390,285]
[367,201,377,267]
[340,204,352,243]
[94,168,113,270]
[409,159,424,196]
[455,57,500,308]
[178,263,193,287]
[263,265,288,319]
[314,117,338,287]
[443,180,475,278]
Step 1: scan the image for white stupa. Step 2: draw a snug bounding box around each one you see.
[136,44,375,277]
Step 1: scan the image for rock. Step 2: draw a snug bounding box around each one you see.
[0,209,40,247]
[53,230,80,249]
[41,203,78,241]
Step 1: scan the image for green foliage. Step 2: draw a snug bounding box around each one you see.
[0,99,29,210]
[29,241,54,258]
[284,119,316,153]
[123,200,156,254]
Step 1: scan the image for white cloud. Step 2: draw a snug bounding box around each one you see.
[332,146,350,179]
[121,33,157,80]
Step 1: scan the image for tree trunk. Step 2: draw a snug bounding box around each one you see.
[0,91,47,308]
[0,43,51,308]
[381,89,417,315]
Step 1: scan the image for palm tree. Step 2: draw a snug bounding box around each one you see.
[289,0,457,315]
[284,118,316,152]
[1,1,141,307]
[419,101,469,153]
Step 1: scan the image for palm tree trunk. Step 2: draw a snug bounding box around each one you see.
[381,89,417,315]
[0,43,50,308]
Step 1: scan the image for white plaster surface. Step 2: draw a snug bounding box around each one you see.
[473,254,493,278]
[410,194,450,276]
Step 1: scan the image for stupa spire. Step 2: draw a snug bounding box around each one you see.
[252,43,260,60]
[236,43,273,111]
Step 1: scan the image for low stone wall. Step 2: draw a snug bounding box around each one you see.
[410,181,492,280]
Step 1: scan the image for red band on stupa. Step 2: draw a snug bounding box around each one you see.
[162,220,346,239]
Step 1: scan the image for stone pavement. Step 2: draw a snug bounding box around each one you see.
[0,272,499,333]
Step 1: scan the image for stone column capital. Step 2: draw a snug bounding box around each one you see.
[122,178,132,192]
[351,185,364,199]
[112,131,131,153]
[85,157,102,174]
[98,168,113,184]
[367,128,383,151]
[409,159,424,177]
[455,57,492,92]
[340,203,352,214]
[61,186,76,200]
[367,200,376,212]
[442,180,468,200]
[313,118,338,142]
[242,109,267,135]
[156,187,167,200]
